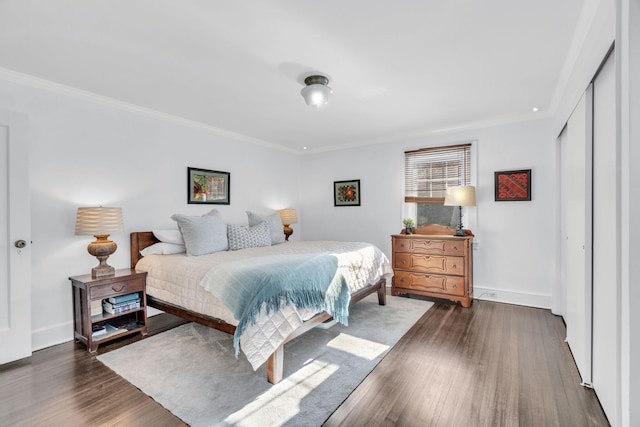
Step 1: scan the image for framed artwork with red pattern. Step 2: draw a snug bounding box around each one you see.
[334,179,361,206]
[494,169,531,201]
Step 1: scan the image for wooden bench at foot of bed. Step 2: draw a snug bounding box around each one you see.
[130,231,386,384]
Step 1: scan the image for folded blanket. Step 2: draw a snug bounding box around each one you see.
[200,253,351,356]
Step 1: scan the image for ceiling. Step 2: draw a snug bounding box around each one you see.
[0,1,589,153]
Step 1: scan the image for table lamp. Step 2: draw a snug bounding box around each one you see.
[277,209,297,241]
[444,186,476,237]
[75,206,124,278]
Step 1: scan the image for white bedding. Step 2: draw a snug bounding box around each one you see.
[135,241,392,369]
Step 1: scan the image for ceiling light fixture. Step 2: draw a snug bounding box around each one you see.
[301,75,332,108]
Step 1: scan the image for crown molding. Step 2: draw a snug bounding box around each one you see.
[0,67,300,155]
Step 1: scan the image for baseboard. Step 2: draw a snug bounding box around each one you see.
[32,321,74,352]
[474,286,550,309]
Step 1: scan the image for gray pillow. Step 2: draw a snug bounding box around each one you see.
[227,222,271,251]
[170,209,228,256]
[246,211,285,244]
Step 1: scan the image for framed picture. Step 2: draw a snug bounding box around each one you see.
[334,179,361,206]
[188,167,230,204]
[495,169,531,201]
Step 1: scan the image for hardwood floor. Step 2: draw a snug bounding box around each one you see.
[325,300,609,427]
[0,300,609,427]
[0,315,189,427]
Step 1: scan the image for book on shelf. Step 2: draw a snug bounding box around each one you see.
[103,298,141,309]
[106,292,139,304]
[92,324,107,337]
[102,299,140,314]
[104,323,128,334]
[90,299,103,317]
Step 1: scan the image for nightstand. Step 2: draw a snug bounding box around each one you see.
[70,268,148,352]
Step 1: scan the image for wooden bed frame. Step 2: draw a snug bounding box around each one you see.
[130,231,387,384]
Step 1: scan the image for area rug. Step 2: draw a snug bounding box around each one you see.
[97,294,432,427]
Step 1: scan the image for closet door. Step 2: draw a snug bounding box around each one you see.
[562,89,593,385]
[592,50,619,425]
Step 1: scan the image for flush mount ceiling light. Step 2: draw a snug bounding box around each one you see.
[301,75,332,108]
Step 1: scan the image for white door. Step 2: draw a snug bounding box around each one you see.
[563,89,593,385]
[592,50,619,425]
[0,109,31,364]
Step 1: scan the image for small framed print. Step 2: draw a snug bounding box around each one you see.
[334,179,361,207]
[188,167,230,205]
[495,169,531,201]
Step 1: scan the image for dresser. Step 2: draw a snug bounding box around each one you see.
[391,226,473,307]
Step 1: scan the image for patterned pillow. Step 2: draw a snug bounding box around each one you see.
[246,211,284,244]
[227,222,271,251]
[170,209,228,256]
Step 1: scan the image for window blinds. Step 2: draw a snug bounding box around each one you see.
[404,143,471,203]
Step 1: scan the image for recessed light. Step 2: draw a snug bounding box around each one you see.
[303,146,308,150]
[532,107,539,112]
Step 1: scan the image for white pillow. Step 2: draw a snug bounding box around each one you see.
[152,229,184,245]
[140,242,186,256]
[170,209,228,256]
[246,211,284,244]
[227,222,271,251]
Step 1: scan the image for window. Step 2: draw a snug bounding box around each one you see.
[404,143,472,227]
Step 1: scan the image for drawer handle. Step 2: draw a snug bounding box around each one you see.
[112,285,126,292]
[453,247,458,250]
[401,260,406,264]
[451,264,457,269]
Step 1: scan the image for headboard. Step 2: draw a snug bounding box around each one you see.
[130,231,160,268]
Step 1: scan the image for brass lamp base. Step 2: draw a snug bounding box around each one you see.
[87,234,117,278]
[283,224,293,241]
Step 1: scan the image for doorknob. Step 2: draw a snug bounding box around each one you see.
[14,240,26,248]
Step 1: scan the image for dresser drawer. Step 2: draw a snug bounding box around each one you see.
[392,237,465,256]
[89,277,145,300]
[393,271,465,296]
[394,253,464,276]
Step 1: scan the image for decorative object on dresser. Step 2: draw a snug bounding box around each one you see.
[277,208,297,241]
[69,268,148,352]
[443,185,476,237]
[334,179,360,206]
[402,218,415,235]
[494,169,531,201]
[187,167,230,205]
[74,206,124,278]
[392,223,473,307]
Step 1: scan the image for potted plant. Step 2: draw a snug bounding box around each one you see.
[402,218,415,234]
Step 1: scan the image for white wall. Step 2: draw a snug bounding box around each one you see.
[300,119,556,308]
[0,77,301,351]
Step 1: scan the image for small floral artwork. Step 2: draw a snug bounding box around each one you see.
[334,179,361,206]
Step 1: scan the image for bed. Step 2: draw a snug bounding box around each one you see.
[130,231,391,384]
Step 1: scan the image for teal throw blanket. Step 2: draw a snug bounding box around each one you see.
[203,253,351,356]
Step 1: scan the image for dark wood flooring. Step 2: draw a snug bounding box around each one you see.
[0,300,609,427]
